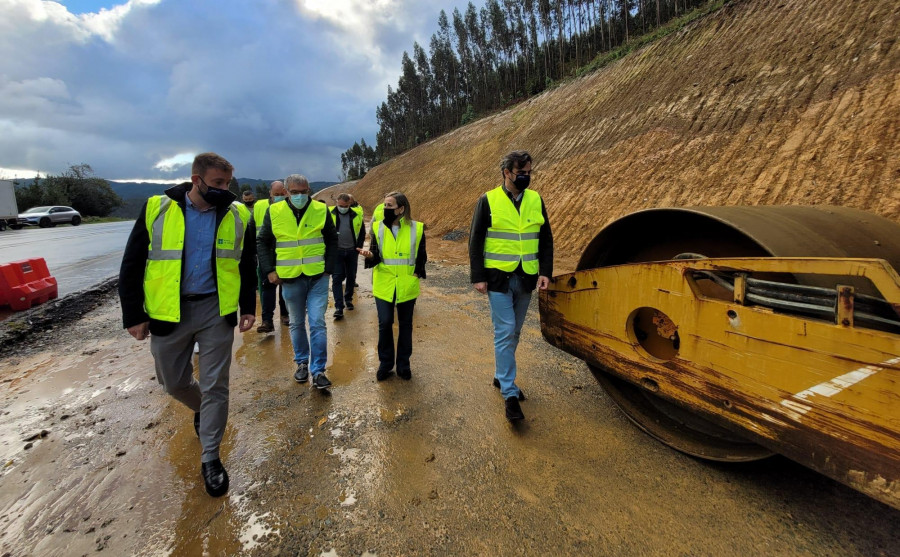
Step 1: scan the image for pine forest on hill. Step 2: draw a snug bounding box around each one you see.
[348,0,900,266]
[367,0,720,163]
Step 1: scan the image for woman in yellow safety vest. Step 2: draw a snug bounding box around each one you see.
[358,192,427,381]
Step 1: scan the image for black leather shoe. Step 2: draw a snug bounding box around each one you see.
[333,309,344,320]
[397,368,412,380]
[346,301,354,310]
[376,368,393,381]
[193,412,200,437]
[201,459,229,497]
[313,373,332,390]
[493,378,526,401]
[505,397,525,421]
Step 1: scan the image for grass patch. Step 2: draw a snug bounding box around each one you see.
[576,0,732,77]
[83,216,132,224]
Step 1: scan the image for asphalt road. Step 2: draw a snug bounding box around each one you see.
[0,221,133,298]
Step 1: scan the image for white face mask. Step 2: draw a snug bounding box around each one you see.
[337,206,350,214]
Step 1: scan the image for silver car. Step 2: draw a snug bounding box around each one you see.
[17,206,82,228]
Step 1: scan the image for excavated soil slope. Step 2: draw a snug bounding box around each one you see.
[350,0,899,263]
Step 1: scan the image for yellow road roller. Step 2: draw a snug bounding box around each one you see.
[540,206,900,509]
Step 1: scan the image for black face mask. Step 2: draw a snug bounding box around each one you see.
[383,207,399,226]
[511,173,531,190]
[198,179,237,207]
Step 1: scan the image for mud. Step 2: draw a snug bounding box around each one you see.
[1,263,898,556]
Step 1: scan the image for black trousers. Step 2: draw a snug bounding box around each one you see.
[332,248,359,310]
[375,296,416,372]
[260,275,287,322]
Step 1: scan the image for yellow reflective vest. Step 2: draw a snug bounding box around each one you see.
[253,198,270,226]
[143,196,249,322]
[372,203,384,227]
[270,199,328,278]
[329,206,364,243]
[483,186,544,274]
[372,219,424,303]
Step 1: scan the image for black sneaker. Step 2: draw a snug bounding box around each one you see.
[376,368,394,381]
[313,373,332,390]
[505,397,525,421]
[294,363,309,383]
[333,309,344,320]
[346,301,354,310]
[493,377,526,401]
[397,368,412,380]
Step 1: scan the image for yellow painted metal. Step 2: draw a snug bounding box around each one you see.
[541,257,900,509]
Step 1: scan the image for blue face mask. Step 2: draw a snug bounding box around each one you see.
[290,193,308,207]
[272,195,285,202]
[337,206,350,214]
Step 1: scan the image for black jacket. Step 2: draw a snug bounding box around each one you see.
[364,220,427,279]
[468,187,553,292]
[330,206,366,249]
[256,198,338,280]
[118,182,258,335]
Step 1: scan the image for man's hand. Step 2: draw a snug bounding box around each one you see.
[473,281,488,294]
[238,314,256,332]
[357,247,373,259]
[128,322,150,340]
[267,271,282,285]
[537,275,550,290]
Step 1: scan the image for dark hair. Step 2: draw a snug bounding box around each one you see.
[500,150,532,174]
[192,152,234,177]
[337,193,351,202]
[385,191,411,222]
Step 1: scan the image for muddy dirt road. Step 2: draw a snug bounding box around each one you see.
[1,262,898,556]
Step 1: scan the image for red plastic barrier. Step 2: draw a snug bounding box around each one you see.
[0,258,59,311]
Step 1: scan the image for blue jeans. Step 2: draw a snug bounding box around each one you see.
[281,275,329,375]
[488,274,532,399]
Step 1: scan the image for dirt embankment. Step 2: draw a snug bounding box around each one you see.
[350,0,899,262]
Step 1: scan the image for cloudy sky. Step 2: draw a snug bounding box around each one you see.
[0,0,468,182]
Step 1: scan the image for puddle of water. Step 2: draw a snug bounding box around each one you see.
[238,511,280,551]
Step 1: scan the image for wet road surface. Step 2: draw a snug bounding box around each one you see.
[0,262,897,556]
[0,221,133,298]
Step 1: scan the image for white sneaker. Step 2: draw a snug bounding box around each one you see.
[194,342,200,354]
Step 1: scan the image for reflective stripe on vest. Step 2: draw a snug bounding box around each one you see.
[271,200,327,277]
[372,219,422,304]
[483,187,544,274]
[143,196,248,322]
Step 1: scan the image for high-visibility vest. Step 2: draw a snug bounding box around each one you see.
[253,198,270,226]
[372,219,423,303]
[483,186,544,274]
[270,199,327,278]
[143,196,249,322]
[329,206,363,242]
[372,203,385,226]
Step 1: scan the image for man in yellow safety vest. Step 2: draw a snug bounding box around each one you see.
[257,174,338,390]
[468,150,554,421]
[119,152,257,497]
[254,181,289,332]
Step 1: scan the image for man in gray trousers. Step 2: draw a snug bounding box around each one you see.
[119,152,257,497]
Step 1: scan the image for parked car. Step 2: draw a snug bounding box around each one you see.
[17,206,82,228]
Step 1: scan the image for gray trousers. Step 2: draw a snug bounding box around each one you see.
[150,295,233,463]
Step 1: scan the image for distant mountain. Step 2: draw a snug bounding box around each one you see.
[106,179,338,218]
[12,177,337,219]
[109,179,337,201]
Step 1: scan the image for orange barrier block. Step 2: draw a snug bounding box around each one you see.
[0,258,59,311]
